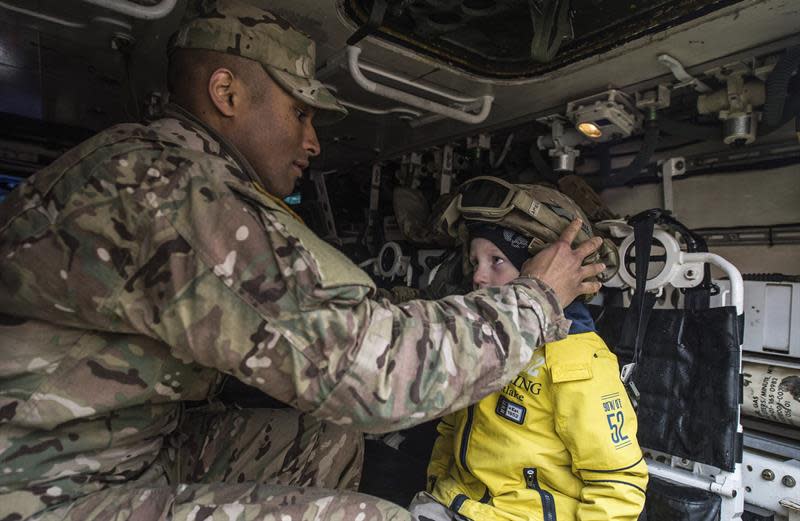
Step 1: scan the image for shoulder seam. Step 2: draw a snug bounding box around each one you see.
[578,456,645,473]
[583,478,646,495]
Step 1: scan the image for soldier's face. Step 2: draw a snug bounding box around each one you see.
[236,73,321,197]
[469,238,521,290]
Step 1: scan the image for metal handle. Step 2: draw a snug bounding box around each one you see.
[81,0,178,20]
[346,46,494,125]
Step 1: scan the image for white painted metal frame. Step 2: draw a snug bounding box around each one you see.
[346,46,494,125]
[81,0,178,20]
[743,451,800,520]
[603,225,747,519]
[641,247,745,520]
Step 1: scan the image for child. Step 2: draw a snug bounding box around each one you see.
[410,181,647,521]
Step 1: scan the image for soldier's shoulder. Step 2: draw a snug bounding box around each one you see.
[83,119,241,181]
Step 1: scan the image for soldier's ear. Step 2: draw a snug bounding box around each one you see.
[208,68,237,117]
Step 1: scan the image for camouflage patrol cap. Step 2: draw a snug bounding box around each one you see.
[170,0,347,124]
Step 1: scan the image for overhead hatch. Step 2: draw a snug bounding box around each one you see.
[338,0,747,80]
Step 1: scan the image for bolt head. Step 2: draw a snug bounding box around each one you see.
[761,469,775,481]
[783,475,796,488]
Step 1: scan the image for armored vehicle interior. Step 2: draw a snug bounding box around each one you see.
[1,0,798,519]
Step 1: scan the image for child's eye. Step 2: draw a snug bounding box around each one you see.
[492,256,505,266]
[295,108,307,121]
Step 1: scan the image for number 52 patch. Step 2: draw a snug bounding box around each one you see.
[601,392,632,449]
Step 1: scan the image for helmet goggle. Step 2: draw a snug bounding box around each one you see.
[445,177,544,233]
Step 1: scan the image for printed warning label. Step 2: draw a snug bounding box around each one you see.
[743,363,799,427]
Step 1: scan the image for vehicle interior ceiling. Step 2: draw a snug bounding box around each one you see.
[1,1,798,271]
[1,0,800,508]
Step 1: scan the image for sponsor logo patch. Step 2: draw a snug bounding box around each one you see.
[496,395,526,424]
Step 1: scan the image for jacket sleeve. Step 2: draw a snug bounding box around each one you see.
[427,415,457,491]
[549,337,648,521]
[108,152,570,433]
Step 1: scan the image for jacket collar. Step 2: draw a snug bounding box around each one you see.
[161,103,262,187]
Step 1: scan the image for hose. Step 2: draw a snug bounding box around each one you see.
[492,133,515,169]
[764,45,800,127]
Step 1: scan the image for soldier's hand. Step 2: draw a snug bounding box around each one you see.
[520,219,605,308]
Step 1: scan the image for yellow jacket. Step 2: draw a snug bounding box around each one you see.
[427,331,648,521]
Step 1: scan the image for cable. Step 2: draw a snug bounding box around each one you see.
[492,133,515,168]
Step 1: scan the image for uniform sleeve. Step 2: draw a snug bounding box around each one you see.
[550,339,648,521]
[426,415,457,491]
[109,153,570,433]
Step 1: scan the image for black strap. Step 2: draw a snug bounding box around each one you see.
[347,0,389,46]
[620,210,661,378]
[655,213,713,310]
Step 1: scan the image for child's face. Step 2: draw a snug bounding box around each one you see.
[469,237,522,290]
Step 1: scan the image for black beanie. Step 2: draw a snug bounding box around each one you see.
[468,223,531,271]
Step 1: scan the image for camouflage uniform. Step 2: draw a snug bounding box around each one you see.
[0,2,569,520]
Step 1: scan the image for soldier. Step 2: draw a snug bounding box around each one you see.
[0,1,604,519]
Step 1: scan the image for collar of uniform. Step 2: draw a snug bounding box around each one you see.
[164,103,263,187]
[163,103,304,223]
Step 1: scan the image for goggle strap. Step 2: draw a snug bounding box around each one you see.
[440,196,463,236]
[510,191,541,218]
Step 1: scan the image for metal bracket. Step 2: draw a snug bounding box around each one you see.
[439,144,455,195]
[743,450,800,518]
[365,163,383,254]
[658,54,712,93]
[658,157,686,215]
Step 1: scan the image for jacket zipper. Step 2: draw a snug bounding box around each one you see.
[459,405,476,473]
[450,494,468,513]
[524,468,557,521]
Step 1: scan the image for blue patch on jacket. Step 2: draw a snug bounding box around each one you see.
[565,301,595,334]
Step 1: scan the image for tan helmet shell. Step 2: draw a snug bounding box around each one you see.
[438,176,619,288]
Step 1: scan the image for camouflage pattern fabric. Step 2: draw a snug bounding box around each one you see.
[35,484,411,521]
[407,491,468,521]
[170,0,346,123]
[0,104,568,519]
[165,408,363,490]
[392,188,455,247]
[27,408,383,521]
[373,286,422,305]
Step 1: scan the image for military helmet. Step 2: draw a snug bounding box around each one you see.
[170,0,347,124]
[438,176,619,285]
